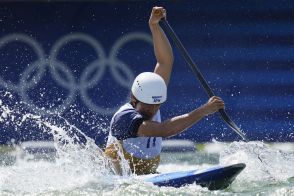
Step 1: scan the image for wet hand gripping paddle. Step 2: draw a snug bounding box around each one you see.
[159,18,248,141]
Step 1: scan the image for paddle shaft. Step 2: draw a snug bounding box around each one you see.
[159,19,248,141]
[157,19,278,179]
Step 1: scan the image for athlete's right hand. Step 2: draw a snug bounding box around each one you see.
[202,96,225,116]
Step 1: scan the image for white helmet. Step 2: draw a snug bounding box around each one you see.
[131,72,167,104]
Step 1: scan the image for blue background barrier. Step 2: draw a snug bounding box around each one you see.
[0,1,293,145]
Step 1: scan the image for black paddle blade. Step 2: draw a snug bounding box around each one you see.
[219,109,248,141]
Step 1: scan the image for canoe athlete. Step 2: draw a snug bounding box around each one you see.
[105,6,225,175]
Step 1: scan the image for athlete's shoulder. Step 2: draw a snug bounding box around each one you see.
[110,103,145,140]
[111,103,138,122]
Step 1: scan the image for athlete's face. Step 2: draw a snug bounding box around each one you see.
[136,102,161,119]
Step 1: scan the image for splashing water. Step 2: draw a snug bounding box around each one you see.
[219,141,294,185]
[1,90,294,195]
[0,91,133,194]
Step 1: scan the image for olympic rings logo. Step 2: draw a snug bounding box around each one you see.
[0,32,153,115]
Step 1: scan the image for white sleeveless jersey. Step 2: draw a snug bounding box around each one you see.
[107,103,162,159]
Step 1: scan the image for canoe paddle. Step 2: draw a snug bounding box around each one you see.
[159,18,248,142]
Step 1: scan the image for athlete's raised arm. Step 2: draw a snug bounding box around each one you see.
[149,7,174,86]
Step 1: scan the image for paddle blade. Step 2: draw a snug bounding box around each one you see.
[219,109,248,141]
